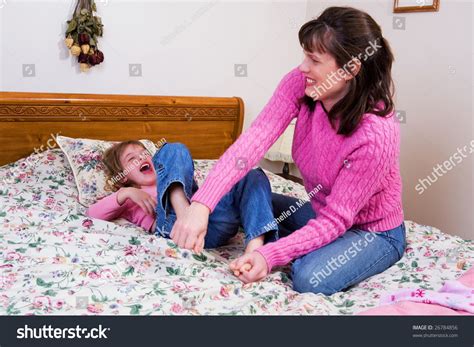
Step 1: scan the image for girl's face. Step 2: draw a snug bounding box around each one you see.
[299,49,352,108]
[119,144,156,187]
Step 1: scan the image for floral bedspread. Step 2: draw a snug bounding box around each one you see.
[0,149,472,315]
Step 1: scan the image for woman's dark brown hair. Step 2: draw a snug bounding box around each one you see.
[102,140,146,192]
[299,6,395,135]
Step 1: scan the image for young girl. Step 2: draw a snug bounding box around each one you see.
[86,141,278,254]
[171,6,406,295]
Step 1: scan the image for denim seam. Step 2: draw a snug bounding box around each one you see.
[383,226,406,259]
[340,246,396,292]
[244,222,279,244]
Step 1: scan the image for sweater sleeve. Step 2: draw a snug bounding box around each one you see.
[191,67,306,211]
[86,191,127,221]
[256,119,400,271]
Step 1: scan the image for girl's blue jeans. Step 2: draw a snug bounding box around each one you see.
[271,193,406,295]
[152,142,278,248]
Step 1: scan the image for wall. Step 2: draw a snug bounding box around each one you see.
[0,0,307,130]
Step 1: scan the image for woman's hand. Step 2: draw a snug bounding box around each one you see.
[170,201,210,253]
[229,251,269,283]
[117,187,157,216]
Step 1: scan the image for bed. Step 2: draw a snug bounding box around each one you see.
[0,92,472,315]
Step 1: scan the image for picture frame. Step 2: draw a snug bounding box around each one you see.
[394,0,440,13]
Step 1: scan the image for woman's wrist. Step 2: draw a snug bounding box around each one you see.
[191,201,211,215]
[254,248,272,274]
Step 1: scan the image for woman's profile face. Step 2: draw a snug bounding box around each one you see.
[299,49,351,104]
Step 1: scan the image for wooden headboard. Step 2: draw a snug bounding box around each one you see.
[0,91,244,166]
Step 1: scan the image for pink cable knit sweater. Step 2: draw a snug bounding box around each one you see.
[191,67,404,271]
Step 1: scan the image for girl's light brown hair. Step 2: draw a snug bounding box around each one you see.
[299,6,395,135]
[102,140,146,192]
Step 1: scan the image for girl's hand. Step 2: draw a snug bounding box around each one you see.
[117,187,157,216]
[170,202,210,253]
[229,251,269,283]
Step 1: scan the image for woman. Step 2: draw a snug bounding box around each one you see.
[170,6,406,295]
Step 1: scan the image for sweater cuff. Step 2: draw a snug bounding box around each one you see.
[190,185,221,213]
[255,242,287,273]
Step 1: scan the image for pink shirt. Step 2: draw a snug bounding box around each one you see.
[191,67,404,271]
[86,186,156,232]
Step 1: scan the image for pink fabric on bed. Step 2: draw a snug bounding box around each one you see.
[358,267,474,315]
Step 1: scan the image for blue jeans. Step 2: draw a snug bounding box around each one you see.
[152,143,278,248]
[272,193,406,295]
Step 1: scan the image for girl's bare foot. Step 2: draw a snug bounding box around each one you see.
[232,263,252,276]
[245,235,264,254]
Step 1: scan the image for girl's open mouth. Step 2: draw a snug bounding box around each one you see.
[139,163,153,174]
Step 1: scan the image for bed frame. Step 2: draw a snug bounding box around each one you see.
[0,92,244,166]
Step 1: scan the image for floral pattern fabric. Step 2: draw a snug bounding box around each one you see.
[0,149,472,315]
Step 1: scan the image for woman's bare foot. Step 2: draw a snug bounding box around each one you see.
[245,235,264,254]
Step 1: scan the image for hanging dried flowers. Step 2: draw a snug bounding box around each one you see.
[65,0,104,72]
